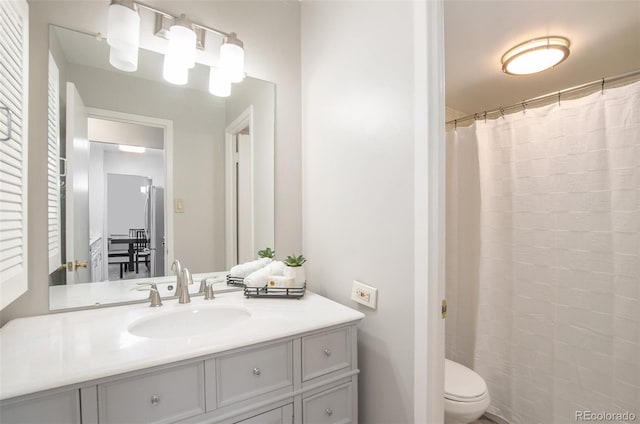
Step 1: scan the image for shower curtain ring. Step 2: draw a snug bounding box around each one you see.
[483,111,487,123]
[557,92,561,106]
[601,78,605,95]
[499,107,505,119]
[454,119,457,130]
[521,101,527,114]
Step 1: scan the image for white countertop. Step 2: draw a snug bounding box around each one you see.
[0,291,364,400]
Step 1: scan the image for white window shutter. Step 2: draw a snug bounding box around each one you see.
[0,0,29,309]
[48,53,61,274]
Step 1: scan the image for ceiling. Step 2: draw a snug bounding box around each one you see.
[444,0,640,116]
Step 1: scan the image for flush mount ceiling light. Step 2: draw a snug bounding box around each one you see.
[119,145,146,153]
[106,0,246,95]
[501,36,570,76]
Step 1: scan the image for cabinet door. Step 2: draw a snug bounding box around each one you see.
[302,383,352,424]
[98,362,205,424]
[233,404,293,424]
[0,0,29,308]
[0,390,80,424]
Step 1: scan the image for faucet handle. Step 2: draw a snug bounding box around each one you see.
[204,282,215,300]
[199,277,208,294]
[132,283,163,307]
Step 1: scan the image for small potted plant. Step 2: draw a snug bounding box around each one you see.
[284,254,307,285]
[258,247,275,259]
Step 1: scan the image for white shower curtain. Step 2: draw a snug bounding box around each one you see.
[446,81,640,424]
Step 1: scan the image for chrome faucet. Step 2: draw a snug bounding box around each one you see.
[179,268,193,304]
[171,259,182,297]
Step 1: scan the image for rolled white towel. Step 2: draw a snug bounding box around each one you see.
[268,261,286,276]
[266,275,302,289]
[244,265,273,287]
[229,258,273,278]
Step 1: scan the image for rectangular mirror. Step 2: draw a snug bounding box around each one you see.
[48,25,275,310]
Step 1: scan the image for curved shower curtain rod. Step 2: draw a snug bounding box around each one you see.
[446,68,640,127]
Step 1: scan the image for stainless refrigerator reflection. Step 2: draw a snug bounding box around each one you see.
[145,186,165,277]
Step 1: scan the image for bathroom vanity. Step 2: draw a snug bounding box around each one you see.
[0,291,364,424]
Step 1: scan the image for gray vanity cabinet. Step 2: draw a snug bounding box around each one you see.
[0,324,358,424]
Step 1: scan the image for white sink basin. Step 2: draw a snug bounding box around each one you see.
[128,305,251,339]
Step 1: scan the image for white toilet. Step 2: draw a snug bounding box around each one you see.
[444,359,491,424]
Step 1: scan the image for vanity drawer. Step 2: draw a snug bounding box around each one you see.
[0,390,81,424]
[215,341,293,407]
[302,327,351,381]
[302,382,353,424]
[98,362,205,424]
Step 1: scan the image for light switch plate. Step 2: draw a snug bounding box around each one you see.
[175,198,185,213]
[351,280,378,309]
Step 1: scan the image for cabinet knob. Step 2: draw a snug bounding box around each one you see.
[325,408,333,416]
[323,348,332,357]
[253,367,261,376]
[150,394,160,405]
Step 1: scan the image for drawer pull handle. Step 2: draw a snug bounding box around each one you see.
[150,395,160,405]
[253,367,261,376]
[325,408,333,416]
[324,348,332,357]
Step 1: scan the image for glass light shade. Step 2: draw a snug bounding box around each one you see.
[167,23,197,70]
[107,2,140,51]
[209,67,231,97]
[220,38,245,83]
[502,36,570,75]
[163,55,188,85]
[109,45,138,72]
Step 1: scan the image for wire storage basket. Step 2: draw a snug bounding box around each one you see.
[226,275,246,287]
[244,284,306,299]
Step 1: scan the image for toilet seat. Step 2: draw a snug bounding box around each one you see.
[444,359,488,403]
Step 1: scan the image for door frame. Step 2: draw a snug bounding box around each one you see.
[224,106,255,269]
[85,107,174,277]
[414,0,446,422]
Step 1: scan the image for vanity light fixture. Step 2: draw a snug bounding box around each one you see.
[220,33,245,83]
[501,36,570,75]
[162,14,196,85]
[119,145,146,153]
[106,0,140,72]
[106,0,246,94]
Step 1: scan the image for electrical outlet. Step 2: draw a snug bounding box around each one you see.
[351,280,378,309]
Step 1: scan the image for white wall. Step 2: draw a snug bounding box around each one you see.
[302,2,417,422]
[88,118,164,149]
[1,0,301,323]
